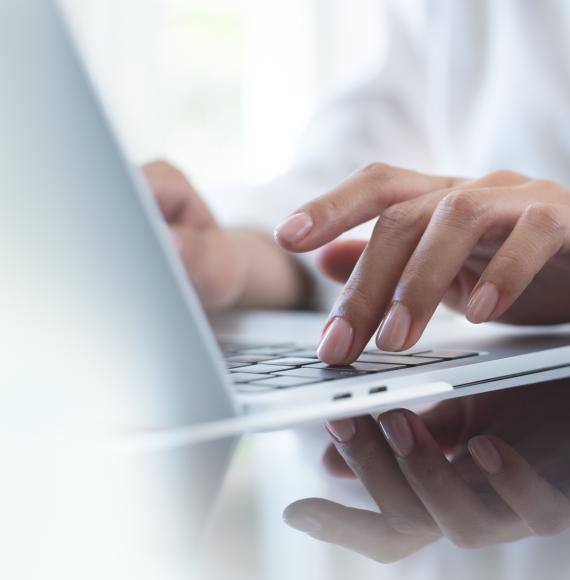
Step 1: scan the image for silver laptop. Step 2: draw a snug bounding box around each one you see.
[2,0,570,448]
[4,4,570,577]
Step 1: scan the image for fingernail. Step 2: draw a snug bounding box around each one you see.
[317,317,354,364]
[376,302,411,352]
[274,213,313,245]
[467,282,500,324]
[378,412,414,458]
[283,510,322,536]
[468,436,503,475]
[326,419,357,443]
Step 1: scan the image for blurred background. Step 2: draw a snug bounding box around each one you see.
[62,0,387,188]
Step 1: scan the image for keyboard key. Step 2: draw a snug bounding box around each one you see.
[356,354,444,366]
[253,376,321,389]
[235,345,297,356]
[229,373,270,384]
[363,348,430,356]
[226,362,250,370]
[287,349,320,359]
[226,355,275,364]
[279,368,362,381]
[263,357,320,366]
[415,350,479,360]
[220,342,264,351]
[236,364,296,374]
[309,362,405,373]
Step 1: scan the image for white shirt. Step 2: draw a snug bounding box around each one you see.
[219,2,570,577]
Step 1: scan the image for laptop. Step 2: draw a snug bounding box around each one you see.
[3,0,570,450]
[4,3,570,578]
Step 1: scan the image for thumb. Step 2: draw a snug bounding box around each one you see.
[317,239,367,284]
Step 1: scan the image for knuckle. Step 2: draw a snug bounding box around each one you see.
[339,284,377,317]
[360,162,395,181]
[406,459,452,497]
[313,194,348,224]
[381,202,420,230]
[400,261,440,297]
[485,169,525,184]
[348,440,382,473]
[435,190,486,228]
[522,203,564,236]
[494,250,529,279]
[530,178,565,194]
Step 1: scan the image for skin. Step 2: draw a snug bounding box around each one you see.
[143,160,311,311]
[273,163,570,560]
[284,382,570,561]
[274,164,570,363]
[144,160,570,560]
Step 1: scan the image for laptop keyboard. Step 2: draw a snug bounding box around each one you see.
[220,342,479,394]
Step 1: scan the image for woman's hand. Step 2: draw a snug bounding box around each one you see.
[274,166,570,363]
[144,160,311,311]
[143,160,248,310]
[284,381,570,563]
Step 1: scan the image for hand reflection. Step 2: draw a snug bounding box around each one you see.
[284,380,570,562]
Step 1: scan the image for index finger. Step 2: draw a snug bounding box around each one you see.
[274,163,460,252]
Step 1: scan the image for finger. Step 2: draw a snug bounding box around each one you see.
[466,203,570,324]
[375,188,523,351]
[143,160,214,228]
[378,410,523,548]
[317,197,433,364]
[469,436,570,537]
[274,163,460,252]
[419,399,467,453]
[284,499,440,563]
[316,240,367,284]
[325,416,438,533]
[322,443,356,479]
[174,226,245,309]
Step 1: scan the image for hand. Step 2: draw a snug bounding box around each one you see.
[143,161,248,310]
[284,381,570,562]
[144,160,313,310]
[274,166,570,362]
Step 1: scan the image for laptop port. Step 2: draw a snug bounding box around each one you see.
[369,386,387,394]
[333,393,352,401]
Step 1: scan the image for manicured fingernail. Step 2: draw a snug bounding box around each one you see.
[274,213,313,245]
[376,302,411,352]
[326,419,357,443]
[468,436,503,475]
[378,412,414,458]
[317,317,354,364]
[467,282,500,324]
[283,509,322,536]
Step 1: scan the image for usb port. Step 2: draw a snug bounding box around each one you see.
[369,386,387,395]
[333,393,352,401]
